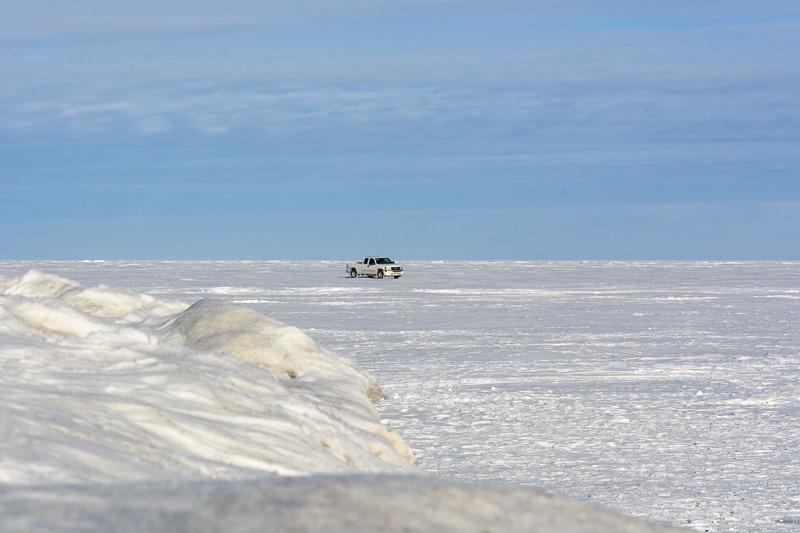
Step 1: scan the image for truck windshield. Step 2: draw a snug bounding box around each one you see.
[376,258,393,264]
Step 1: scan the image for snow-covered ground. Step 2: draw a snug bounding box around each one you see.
[1,260,798,532]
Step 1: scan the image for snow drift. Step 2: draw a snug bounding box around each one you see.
[0,270,414,484]
[0,270,683,532]
[0,476,685,533]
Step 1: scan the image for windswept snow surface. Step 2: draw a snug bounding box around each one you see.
[1,261,798,532]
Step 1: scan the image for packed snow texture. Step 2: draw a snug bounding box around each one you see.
[0,266,682,532]
[2,260,798,532]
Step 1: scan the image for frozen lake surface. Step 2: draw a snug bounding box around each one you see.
[2,260,798,532]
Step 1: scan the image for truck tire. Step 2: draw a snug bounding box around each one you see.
[377,270,384,279]
[350,269,358,278]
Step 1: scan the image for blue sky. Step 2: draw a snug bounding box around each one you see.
[2,1,799,259]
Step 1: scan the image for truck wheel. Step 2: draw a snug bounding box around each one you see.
[393,276,401,279]
[377,270,384,279]
[350,269,358,278]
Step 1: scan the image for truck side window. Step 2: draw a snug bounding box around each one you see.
[369,258,375,266]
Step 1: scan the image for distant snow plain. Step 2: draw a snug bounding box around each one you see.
[1,260,798,532]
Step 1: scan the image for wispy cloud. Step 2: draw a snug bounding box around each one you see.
[5,78,799,154]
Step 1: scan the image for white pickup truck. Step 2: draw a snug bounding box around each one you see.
[346,257,404,279]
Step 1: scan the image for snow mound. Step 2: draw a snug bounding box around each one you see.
[0,271,415,485]
[162,299,385,402]
[0,476,685,533]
